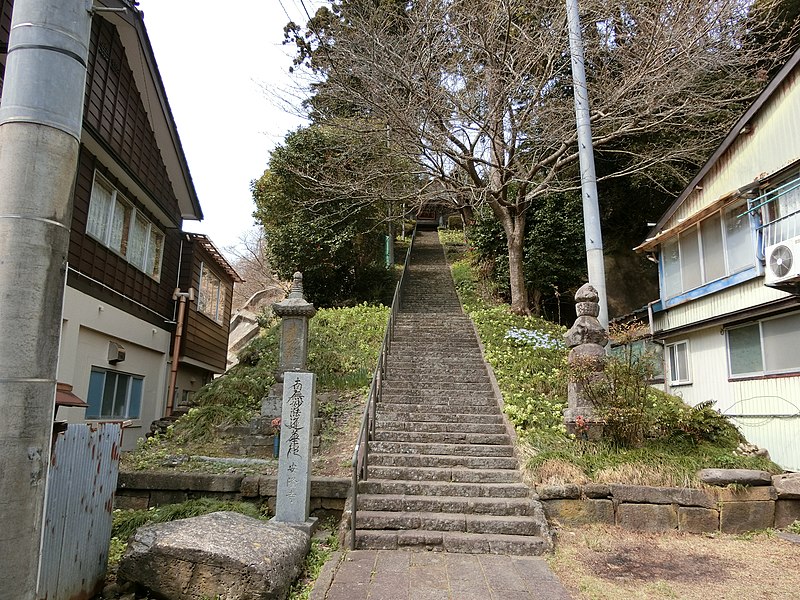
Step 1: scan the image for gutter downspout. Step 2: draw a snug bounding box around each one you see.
[166,288,193,416]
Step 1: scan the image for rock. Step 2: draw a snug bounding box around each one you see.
[698,468,773,486]
[118,511,310,600]
[536,484,581,500]
[610,484,717,509]
[735,442,770,459]
[773,473,800,499]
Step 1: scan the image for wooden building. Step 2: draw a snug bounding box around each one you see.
[0,0,238,449]
[636,49,800,471]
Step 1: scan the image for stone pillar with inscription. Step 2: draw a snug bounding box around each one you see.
[273,372,317,532]
[563,283,607,440]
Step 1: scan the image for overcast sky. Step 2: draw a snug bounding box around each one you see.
[136,0,325,254]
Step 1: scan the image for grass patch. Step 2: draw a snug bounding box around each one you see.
[123,303,388,474]
[289,523,340,600]
[439,231,782,487]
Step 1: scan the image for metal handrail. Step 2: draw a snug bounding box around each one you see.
[350,226,416,549]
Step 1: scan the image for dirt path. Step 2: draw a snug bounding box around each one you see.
[548,525,800,599]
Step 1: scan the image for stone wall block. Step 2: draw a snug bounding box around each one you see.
[773,473,800,499]
[775,500,800,529]
[716,486,777,502]
[537,484,582,500]
[678,507,719,533]
[542,499,614,526]
[616,503,678,532]
[240,476,260,498]
[610,484,716,508]
[719,501,775,534]
[582,483,611,499]
[698,469,773,486]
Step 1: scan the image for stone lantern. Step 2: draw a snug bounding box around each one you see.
[563,283,607,439]
[272,272,316,382]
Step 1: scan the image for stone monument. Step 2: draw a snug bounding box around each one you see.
[563,283,607,440]
[260,273,322,450]
[273,372,317,533]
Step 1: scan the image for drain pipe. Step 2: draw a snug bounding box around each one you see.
[166,288,194,416]
[0,1,92,595]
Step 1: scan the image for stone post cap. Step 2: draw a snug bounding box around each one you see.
[575,283,599,303]
[272,272,316,318]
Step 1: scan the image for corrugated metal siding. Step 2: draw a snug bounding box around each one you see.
[663,327,800,472]
[666,68,800,230]
[653,278,792,332]
[39,423,122,600]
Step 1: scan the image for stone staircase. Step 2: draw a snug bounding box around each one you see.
[353,229,552,554]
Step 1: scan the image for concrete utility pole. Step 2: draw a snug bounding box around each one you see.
[0,0,92,595]
[565,0,609,328]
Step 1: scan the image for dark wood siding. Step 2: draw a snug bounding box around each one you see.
[0,0,13,97]
[69,145,180,326]
[83,16,180,224]
[178,239,234,373]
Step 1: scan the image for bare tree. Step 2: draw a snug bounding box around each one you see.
[288,0,794,313]
[225,227,285,310]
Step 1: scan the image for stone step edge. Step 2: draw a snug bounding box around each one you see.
[354,529,551,555]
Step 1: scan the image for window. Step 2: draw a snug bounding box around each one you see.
[197,262,226,324]
[87,172,165,280]
[660,202,755,299]
[727,312,800,377]
[666,340,690,385]
[85,367,143,419]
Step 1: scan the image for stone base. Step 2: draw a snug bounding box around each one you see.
[271,516,319,537]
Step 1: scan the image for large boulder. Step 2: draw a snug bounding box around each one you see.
[118,511,309,600]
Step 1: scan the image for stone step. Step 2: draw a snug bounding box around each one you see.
[375,411,504,424]
[382,381,494,392]
[368,453,518,470]
[384,357,486,366]
[375,421,506,434]
[379,392,497,404]
[354,529,549,555]
[373,430,511,445]
[367,465,520,483]
[359,479,530,498]
[369,440,514,457]
[385,371,490,384]
[378,403,500,415]
[356,493,538,516]
[356,511,543,536]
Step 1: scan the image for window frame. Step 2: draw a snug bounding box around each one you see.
[660,201,755,301]
[85,366,144,420]
[86,171,165,281]
[726,312,800,379]
[666,340,691,386]
[197,261,226,324]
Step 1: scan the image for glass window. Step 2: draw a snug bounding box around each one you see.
[762,312,800,373]
[667,341,690,384]
[87,177,113,241]
[662,238,681,299]
[727,313,800,377]
[86,171,164,281]
[725,203,755,273]
[680,227,702,290]
[727,324,763,376]
[86,367,144,419]
[198,262,224,324]
[701,214,725,282]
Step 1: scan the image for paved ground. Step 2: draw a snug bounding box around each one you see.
[311,549,573,600]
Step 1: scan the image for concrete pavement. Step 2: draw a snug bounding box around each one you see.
[311,550,573,600]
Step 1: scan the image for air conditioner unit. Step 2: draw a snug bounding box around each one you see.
[764,236,800,285]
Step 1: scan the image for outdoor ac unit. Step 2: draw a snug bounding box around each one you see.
[765,236,800,285]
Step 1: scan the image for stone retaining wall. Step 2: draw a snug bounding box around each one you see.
[116,472,350,519]
[537,483,800,533]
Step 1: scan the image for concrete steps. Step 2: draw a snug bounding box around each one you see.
[353,229,552,555]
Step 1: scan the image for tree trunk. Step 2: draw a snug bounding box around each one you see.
[506,217,530,315]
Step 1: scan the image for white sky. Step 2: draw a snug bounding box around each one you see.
[135,0,325,254]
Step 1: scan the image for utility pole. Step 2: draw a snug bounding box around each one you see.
[0,0,92,595]
[565,0,609,328]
